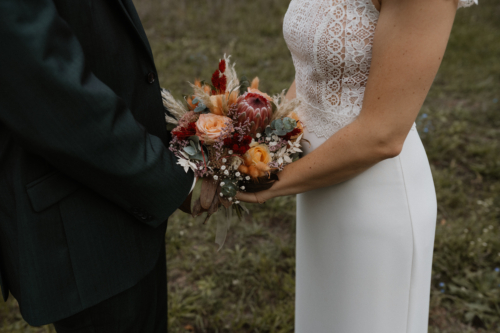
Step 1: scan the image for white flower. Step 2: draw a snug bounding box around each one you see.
[177,158,197,173]
[228,150,233,154]
[245,176,250,180]
[224,170,229,175]
[235,172,241,177]
[198,165,204,170]
[221,165,226,170]
[221,182,226,186]
[270,153,275,157]
[222,158,227,163]
[228,197,233,202]
[213,175,219,180]
[220,192,224,197]
[240,186,245,190]
[272,135,278,141]
[235,200,240,204]
[256,133,262,138]
[269,142,277,146]
[266,137,271,141]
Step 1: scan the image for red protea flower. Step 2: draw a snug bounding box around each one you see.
[236,92,272,136]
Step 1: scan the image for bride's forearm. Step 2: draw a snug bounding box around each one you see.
[267,116,403,198]
[285,80,296,101]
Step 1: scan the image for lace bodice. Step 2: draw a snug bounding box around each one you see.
[283,0,478,139]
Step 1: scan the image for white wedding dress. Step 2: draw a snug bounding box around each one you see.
[282,0,477,332]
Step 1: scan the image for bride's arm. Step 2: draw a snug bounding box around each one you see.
[285,80,297,101]
[237,0,459,203]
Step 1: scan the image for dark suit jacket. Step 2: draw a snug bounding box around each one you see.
[0,0,193,326]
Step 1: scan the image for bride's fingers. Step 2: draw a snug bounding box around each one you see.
[235,191,259,204]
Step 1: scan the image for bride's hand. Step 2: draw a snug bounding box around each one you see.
[235,189,272,204]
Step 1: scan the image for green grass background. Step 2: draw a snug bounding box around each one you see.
[1,0,499,332]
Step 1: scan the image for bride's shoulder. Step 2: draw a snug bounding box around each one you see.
[457,0,478,9]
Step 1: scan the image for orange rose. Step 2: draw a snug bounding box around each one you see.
[195,114,232,144]
[238,144,272,178]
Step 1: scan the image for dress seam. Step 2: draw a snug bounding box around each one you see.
[397,154,415,333]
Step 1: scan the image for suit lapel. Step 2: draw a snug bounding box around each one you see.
[117,0,155,64]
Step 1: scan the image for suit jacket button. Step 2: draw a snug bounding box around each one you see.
[147,72,155,84]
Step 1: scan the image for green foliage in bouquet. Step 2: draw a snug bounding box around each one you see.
[183,136,206,161]
[265,117,297,137]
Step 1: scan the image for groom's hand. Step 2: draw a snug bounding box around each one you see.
[178,192,193,214]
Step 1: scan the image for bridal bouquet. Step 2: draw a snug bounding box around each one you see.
[162,55,303,248]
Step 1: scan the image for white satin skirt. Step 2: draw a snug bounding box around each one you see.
[295,124,437,333]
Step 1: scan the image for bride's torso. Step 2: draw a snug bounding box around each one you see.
[283,0,381,141]
[283,0,476,146]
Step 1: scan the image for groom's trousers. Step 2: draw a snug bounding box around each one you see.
[53,245,167,333]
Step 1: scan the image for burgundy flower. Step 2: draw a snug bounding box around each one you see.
[236,92,272,136]
[223,133,252,155]
[211,59,227,94]
[172,122,197,140]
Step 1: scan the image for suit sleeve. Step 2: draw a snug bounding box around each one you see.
[0,0,194,227]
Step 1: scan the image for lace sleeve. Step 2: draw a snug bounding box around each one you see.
[458,0,478,9]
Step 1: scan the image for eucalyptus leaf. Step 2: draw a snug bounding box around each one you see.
[275,129,287,136]
[190,140,197,151]
[183,146,197,155]
[189,135,200,146]
[190,152,204,161]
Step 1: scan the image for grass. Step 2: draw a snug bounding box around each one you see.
[1,0,499,332]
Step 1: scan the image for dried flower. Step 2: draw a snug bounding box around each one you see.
[236,92,272,136]
[247,77,273,101]
[172,122,197,140]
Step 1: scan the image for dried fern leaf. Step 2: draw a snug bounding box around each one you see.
[161,89,188,120]
[190,83,215,110]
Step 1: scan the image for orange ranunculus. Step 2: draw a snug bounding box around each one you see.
[247,77,273,102]
[238,144,271,178]
[195,113,232,144]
